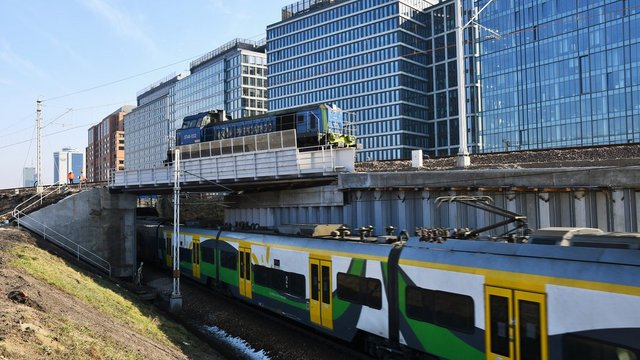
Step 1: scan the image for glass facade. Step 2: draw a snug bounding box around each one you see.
[478,0,640,152]
[268,0,479,160]
[170,38,268,137]
[125,74,179,170]
[124,39,267,170]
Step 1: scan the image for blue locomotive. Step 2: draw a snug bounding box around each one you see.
[175,104,356,148]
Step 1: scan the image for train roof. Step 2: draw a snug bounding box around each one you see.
[202,103,339,126]
[403,237,640,267]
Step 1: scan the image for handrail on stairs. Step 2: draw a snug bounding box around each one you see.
[12,181,68,218]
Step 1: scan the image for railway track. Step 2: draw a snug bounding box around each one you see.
[145,266,374,360]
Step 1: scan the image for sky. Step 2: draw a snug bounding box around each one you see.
[0,0,288,189]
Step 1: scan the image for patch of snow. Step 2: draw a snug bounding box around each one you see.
[203,325,270,360]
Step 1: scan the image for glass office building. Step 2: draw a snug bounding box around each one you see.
[268,0,480,160]
[124,73,182,170]
[478,0,640,152]
[170,38,268,134]
[124,39,267,170]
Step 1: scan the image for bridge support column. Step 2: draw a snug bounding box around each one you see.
[395,192,407,233]
[573,191,587,227]
[538,192,551,228]
[612,189,626,232]
[355,191,366,230]
[373,191,384,236]
[421,191,432,227]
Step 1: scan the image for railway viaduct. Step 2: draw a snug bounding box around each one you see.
[7,144,640,277]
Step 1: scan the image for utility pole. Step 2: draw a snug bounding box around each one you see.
[455,0,498,168]
[170,148,182,312]
[36,98,43,193]
[455,0,471,168]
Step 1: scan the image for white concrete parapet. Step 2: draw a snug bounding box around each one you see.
[111,130,355,189]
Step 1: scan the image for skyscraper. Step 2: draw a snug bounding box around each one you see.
[124,39,268,170]
[124,73,183,170]
[267,0,480,160]
[171,38,268,125]
[477,0,640,151]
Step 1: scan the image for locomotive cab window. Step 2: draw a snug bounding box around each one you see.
[336,272,382,309]
[406,286,475,334]
[309,115,317,129]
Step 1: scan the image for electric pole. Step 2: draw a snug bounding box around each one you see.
[170,148,182,312]
[455,0,498,168]
[36,98,43,193]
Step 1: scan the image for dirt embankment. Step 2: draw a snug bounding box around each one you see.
[0,227,221,360]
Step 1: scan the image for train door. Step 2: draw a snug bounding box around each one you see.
[485,286,548,360]
[309,257,333,330]
[192,237,201,279]
[238,245,252,299]
[165,233,172,268]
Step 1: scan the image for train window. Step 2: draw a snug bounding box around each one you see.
[253,265,305,298]
[311,264,319,301]
[322,266,331,305]
[220,251,237,270]
[245,252,251,281]
[179,248,192,263]
[336,273,382,310]
[435,291,474,333]
[406,287,435,322]
[201,247,215,264]
[564,334,639,360]
[297,114,305,124]
[519,300,541,360]
[406,286,475,334]
[489,294,510,356]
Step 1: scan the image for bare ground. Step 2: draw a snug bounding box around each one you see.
[0,227,221,360]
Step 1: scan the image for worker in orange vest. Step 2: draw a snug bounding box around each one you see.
[67,171,75,185]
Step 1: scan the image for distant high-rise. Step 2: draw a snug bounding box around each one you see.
[22,167,36,188]
[86,106,133,182]
[53,148,84,184]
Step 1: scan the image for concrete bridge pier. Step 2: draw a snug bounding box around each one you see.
[17,188,136,277]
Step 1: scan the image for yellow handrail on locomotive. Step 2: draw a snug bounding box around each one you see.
[327,132,356,147]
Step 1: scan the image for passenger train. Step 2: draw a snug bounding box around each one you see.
[175,103,356,149]
[137,219,640,360]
